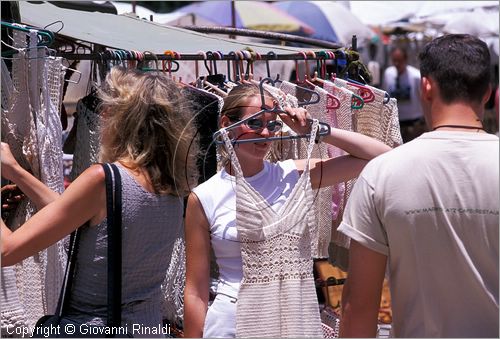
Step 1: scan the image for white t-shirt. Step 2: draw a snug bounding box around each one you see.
[338,131,499,338]
[192,159,299,298]
[382,65,423,121]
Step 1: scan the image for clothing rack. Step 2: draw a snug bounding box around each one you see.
[54,49,360,62]
[53,48,367,84]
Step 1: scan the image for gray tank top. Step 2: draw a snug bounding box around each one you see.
[66,163,184,336]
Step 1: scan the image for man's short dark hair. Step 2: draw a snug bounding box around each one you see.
[419,34,491,104]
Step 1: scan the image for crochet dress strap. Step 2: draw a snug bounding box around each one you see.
[220,128,245,180]
[221,121,323,337]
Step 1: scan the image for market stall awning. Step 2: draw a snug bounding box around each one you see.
[18,1,319,55]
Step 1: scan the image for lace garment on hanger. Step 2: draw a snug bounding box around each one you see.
[1,31,45,331]
[322,82,356,250]
[0,267,27,337]
[383,98,403,148]
[160,238,186,330]
[333,78,402,146]
[182,86,223,179]
[38,54,67,315]
[322,82,352,222]
[69,95,101,181]
[220,121,322,338]
[1,40,30,336]
[1,30,67,329]
[278,80,332,259]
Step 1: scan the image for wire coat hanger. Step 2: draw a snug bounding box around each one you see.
[1,21,54,46]
[213,77,331,145]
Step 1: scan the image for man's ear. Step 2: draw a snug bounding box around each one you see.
[420,76,433,101]
[482,84,493,105]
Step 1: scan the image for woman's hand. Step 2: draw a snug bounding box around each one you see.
[1,184,25,221]
[1,142,60,211]
[1,184,24,211]
[1,142,21,182]
[279,107,311,135]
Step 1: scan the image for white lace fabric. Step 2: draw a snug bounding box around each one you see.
[69,99,101,181]
[277,81,332,259]
[220,120,323,338]
[160,238,186,328]
[1,30,66,329]
[327,79,402,250]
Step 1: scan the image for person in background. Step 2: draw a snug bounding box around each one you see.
[339,34,499,338]
[183,83,392,338]
[383,46,426,142]
[367,39,381,88]
[1,67,199,337]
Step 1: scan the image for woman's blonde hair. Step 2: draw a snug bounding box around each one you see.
[218,83,273,166]
[220,83,268,121]
[98,67,198,196]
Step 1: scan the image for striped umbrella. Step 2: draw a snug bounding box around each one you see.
[273,1,374,44]
[175,0,315,35]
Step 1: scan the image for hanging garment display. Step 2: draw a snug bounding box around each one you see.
[220,121,322,338]
[182,86,223,183]
[278,80,332,259]
[1,29,67,329]
[68,92,101,181]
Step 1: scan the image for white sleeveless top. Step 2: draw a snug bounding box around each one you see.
[220,121,323,338]
[193,159,300,299]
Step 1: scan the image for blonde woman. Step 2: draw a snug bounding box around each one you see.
[184,83,392,337]
[1,67,198,336]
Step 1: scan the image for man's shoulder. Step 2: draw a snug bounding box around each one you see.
[362,140,427,175]
[383,66,397,75]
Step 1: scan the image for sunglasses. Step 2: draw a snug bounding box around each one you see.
[230,117,283,133]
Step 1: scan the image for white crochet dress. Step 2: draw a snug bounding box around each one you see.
[1,29,66,331]
[220,121,322,338]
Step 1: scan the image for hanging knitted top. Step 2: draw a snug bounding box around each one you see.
[220,121,322,338]
[1,31,45,331]
[333,78,402,147]
[278,81,332,259]
[1,30,67,329]
[69,97,101,181]
[322,81,356,250]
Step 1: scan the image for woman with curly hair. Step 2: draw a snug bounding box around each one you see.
[1,67,198,336]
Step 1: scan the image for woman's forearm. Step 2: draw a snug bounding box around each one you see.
[184,292,208,338]
[322,128,392,160]
[6,164,60,210]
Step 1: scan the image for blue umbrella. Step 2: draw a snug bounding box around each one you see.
[273,1,374,44]
[175,0,314,35]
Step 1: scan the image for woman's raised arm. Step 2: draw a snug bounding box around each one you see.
[1,164,106,266]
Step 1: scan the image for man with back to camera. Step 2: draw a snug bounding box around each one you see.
[383,46,426,142]
[339,34,499,337]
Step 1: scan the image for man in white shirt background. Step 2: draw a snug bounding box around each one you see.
[383,46,426,142]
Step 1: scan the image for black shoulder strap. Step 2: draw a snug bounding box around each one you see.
[59,227,82,316]
[102,163,123,329]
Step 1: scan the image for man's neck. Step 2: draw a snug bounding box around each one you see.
[397,66,407,76]
[430,101,485,133]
